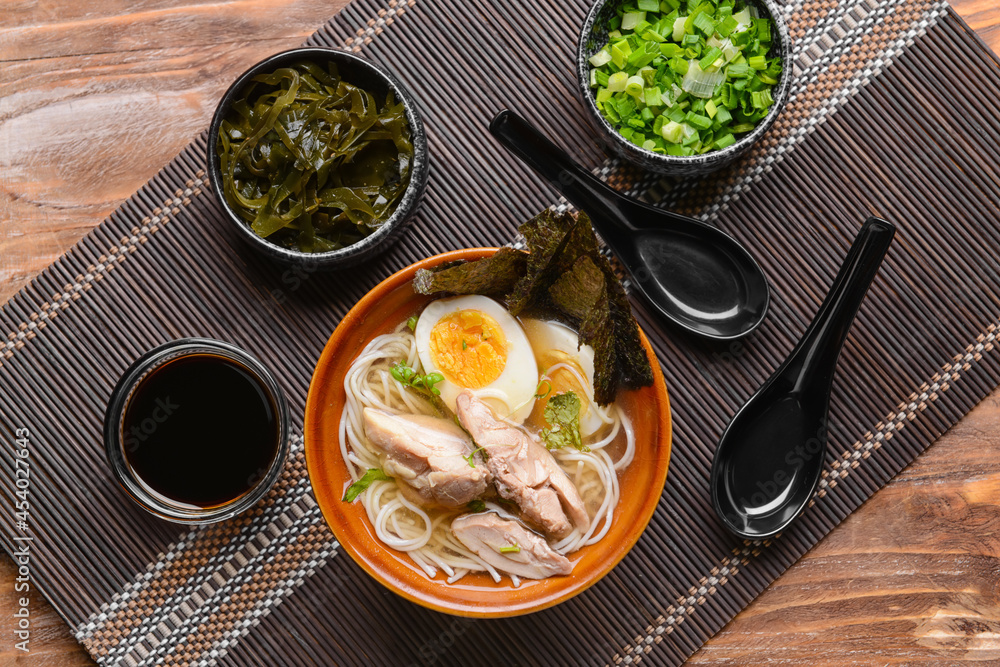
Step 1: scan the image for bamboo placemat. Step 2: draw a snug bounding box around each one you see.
[3,0,999,664]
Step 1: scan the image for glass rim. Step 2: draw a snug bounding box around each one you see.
[103,338,290,525]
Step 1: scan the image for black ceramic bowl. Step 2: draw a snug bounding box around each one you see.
[577,0,791,176]
[207,47,428,269]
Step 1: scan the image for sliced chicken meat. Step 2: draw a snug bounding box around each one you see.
[452,512,572,579]
[363,408,489,508]
[455,392,590,539]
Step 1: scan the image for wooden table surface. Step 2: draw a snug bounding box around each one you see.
[2,1,1000,664]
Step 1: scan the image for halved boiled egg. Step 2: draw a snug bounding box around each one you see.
[414,296,538,423]
[521,319,609,437]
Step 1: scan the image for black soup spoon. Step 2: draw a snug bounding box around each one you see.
[489,109,770,340]
[710,217,896,539]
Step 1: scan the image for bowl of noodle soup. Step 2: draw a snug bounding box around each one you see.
[305,248,671,616]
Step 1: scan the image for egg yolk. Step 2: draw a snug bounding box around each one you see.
[428,310,508,388]
[527,350,591,429]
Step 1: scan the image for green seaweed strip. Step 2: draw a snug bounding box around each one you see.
[217,60,413,253]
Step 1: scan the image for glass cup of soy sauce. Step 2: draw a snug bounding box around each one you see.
[104,338,290,524]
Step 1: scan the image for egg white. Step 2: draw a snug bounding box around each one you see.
[414,296,538,423]
[521,319,608,437]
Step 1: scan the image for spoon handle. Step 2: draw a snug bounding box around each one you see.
[786,217,896,388]
[489,109,636,232]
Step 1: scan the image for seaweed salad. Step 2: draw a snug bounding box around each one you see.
[217,60,413,253]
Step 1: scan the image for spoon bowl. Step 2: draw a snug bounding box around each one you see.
[489,110,769,340]
[627,225,768,338]
[710,217,896,539]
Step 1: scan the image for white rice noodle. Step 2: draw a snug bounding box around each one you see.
[339,325,632,586]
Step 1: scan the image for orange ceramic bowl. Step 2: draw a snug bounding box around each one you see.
[304,248,672,617]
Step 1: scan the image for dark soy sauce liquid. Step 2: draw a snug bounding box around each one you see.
[122,354,279,509]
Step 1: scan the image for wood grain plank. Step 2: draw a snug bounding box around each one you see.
[0,1,344,60]
[0,0,348,304]
[0,555,93,666]
[1,41,320,300]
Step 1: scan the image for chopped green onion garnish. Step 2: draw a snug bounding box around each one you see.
[672,16,687,42]
[607,71,629,92]
[625,75,645,97]
[589,47,613,67]
[661,120,685,143]
[467,499,487,512]
[343,469,391,502]
[754,18,771,43]
[462,446,487,468]
[716,15,738,37]
[727,62,751,78]
[714,133,737,149]
[751,89,774,109]
[733,8,752,28]
[589,0,782,156]
[622,11,646,30]
[645,86,663,107]
[698,46,724,70]
[686,112,712,130]
[692,12,717,37]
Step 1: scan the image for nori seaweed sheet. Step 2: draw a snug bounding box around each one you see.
[411,209,654,404]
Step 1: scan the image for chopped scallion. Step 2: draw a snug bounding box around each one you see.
[751,89,774,109]
[622,11,646,30]
[754,17,771,42]
[589,47,613,67]
[589,0,781,156]
[672,16,688,42]
[698,46,724,70]
[645,86,663,107]
[716,15,738,37]
[607,71,629,92]
[692,12,716,37]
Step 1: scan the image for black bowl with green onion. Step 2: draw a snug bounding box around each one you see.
[208,47,428,269]
[577,0,790,176]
